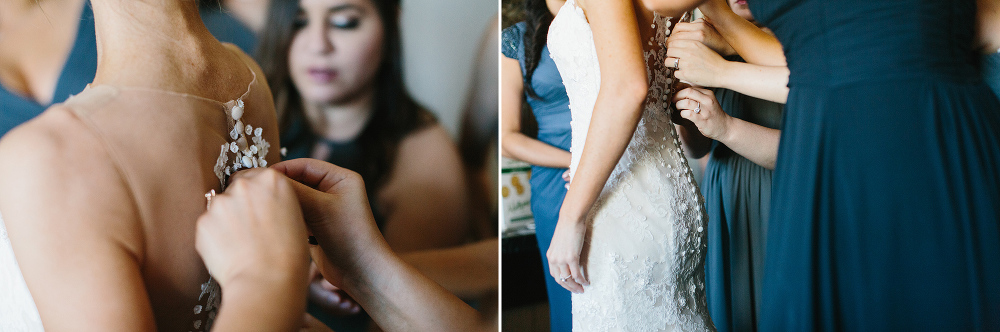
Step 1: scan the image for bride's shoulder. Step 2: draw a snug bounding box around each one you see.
[0,104,143,252]
[0,104,131,206]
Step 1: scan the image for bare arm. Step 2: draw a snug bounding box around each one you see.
[666,35,788,103]
[717,62,788,103]
[546,0,650,293]
[379,125,470,253]
[698,0,786,66]
[401,238,499,299]
[0,110,156,331]
[500,56,571,168]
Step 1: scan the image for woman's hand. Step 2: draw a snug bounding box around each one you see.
[673,87,733,141]
[666,39,731,88]
[546,215,590,293]
[270,158,386,287]
[308,262,361,316]
[195,169,310,289]
[669,19,735,56]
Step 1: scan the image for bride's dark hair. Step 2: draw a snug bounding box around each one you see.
[257,0,435,202]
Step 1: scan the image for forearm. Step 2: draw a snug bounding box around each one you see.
[716,118,779,169]
[700,1,785,66]
[560,92,645,222]
[401,239,499,299]
[212,278,308,332]
[341,243,481,331]
[718,62,788,104]
[501,133,571,168]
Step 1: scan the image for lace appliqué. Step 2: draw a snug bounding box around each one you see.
[213,99,271,187]
[199,86,271,332]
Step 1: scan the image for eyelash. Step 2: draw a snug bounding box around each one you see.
[292,17,361,30]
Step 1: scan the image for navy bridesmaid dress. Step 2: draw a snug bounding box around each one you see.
[703,63,784,332]
[0,3,96,138]
[502,22,574,332]
[984,51,1000,98]
[749,0,1000,330]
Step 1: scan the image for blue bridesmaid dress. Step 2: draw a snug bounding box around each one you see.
[749,0,1000,330]
[502,22,573,332]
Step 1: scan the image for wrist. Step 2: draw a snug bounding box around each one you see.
[716,115,739,143]
[715,60,736,90]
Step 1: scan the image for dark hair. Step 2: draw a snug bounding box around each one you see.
[258,0,435,196]
[522,0,554,99]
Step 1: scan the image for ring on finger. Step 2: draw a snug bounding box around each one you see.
[694,101,701,114]
[560,275,572,282]
[673,58,680,70]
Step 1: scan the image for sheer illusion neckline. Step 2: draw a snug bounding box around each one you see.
[84,61,257,108]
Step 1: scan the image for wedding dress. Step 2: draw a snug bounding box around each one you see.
[546,1,715,331]
[0,44,277,331]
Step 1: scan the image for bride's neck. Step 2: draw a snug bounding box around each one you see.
[90,0,234,91]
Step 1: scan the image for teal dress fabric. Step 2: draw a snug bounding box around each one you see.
[200,6,258,55]
[0,3,96,138]
[749,0,1000,330]
[703,68,783,332]
[983,51,1000,98]
[503,22,573,332]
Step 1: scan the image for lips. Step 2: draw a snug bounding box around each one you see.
[735,0,747,4]
[308,68,338,83]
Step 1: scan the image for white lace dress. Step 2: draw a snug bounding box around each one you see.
[547,1,715,331]
[0,213,43,331]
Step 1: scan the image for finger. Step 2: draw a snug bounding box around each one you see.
[681,88,712,106]
[664,56,680,70]
[678,109,694,120]
[229,167,269,183]
[673,87,699,102]
[569,260,589,286]
[271,158,361,193]
[554,264,584,293]
[670,31,703,43]
[676,99,700,112]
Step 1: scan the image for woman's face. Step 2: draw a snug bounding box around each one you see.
[728,0,754,22]
[289,0,385,105]
[639,0,704,17]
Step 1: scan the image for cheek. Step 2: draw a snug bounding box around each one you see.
[341,30,385,85]
[288,35,311,87]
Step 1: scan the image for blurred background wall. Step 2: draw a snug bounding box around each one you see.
[401,0,498,137]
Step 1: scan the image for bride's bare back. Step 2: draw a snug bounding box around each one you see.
[0,43,280,331]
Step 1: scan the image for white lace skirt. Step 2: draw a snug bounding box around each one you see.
[572,159,715,332]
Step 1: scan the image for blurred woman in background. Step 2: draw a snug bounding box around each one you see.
[0,0,94,137]
[257,0,470,329]
[500,0,572,330]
